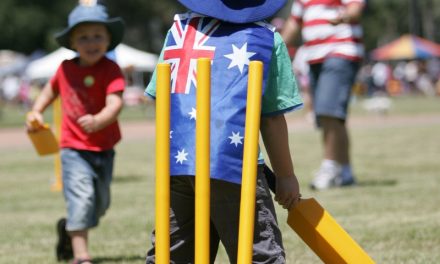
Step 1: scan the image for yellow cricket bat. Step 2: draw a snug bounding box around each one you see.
[263,166,374,263]
[287,198,375,264]
[27,119,59,156]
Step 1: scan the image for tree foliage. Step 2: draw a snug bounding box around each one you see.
[362,0,440,52]
[0,0,439,56]
[0,0,75,54]
[0,0,184,55]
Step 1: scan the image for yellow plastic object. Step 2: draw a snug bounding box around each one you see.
[287,198,375,264]
[51,97,63,192]
[237,61,263,264]
[195,58,211,264]
[155,63,171,264]
[27,116,59,156]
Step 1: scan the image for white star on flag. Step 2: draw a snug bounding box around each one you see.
[188,107,196,120]
[170,131,173,139]
[228,131,244,147]
[224,43,256,73]
[175,149,188,164]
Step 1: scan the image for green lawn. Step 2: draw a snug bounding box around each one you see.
[1,95,439,128]
[0,100,155,128]
[1,96,439,263]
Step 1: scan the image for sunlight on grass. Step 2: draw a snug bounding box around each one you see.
[1,96,439,263]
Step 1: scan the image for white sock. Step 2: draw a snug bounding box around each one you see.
[321,159,342,172]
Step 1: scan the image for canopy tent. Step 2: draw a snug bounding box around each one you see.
[106,44,158,71]
[25,48,75,80]
[0,50,28,78]
[371,34,440,61]
[25,43,158,80]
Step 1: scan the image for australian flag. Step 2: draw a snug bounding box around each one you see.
[162,12,274,184]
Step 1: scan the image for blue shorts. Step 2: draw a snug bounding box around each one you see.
[309,57,360,121]
[61,148,115,231]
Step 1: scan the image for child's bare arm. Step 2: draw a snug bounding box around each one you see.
[77,92,123,134]
[281,17,302,46]
[260,114,301,209]
[26,82,57,130]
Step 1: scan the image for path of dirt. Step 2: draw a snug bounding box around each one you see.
[2,114,440,150]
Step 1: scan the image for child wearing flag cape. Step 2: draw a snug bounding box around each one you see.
[145,0,303,262]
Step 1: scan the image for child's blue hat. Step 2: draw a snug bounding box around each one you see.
[55,2,124,51]
[177,0,286,23]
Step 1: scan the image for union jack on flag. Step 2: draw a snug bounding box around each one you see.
[164,16,220,94]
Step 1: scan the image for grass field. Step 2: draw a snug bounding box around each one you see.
[1,96,439,263]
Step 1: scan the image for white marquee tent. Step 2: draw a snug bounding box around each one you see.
[25,43,158,80]
[0,50,28,78]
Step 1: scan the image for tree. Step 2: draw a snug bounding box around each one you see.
[1,1,439,55]
[105,0,184,53]
[0,0,183,55]
[0,0,76,54]
[362,0,440,52]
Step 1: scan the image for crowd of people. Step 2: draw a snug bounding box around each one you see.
[356,59,440,97]
[0,75,44,110]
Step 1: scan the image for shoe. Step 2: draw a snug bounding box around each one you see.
[335,164,357,187]
[310,164,342,190]
[335,174,357,187]
[56,218,73,261]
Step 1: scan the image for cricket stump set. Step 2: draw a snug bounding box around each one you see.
[154,58,375,264]
[155,59,263,264]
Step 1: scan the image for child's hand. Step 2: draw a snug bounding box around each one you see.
[77,114,97,134]
[329,14,349,25]
[274,175,301,210]
[26,111,44,132]
[329,8,348,25]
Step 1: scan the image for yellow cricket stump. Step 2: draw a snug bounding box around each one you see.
[287,198,375,264]
[26,97,61,191]
[155,63,171,264]
[195,58,211,264]
[237,61,263,264]
[52,97,62,192]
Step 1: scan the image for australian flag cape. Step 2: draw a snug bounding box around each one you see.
[163,12,274,184]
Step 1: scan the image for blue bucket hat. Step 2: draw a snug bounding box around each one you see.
[177,0,286,24]
[55,3,124,51]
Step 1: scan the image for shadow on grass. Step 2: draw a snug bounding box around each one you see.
[356,179,398,187]
[93,254,145,263]
[113,174,144,184]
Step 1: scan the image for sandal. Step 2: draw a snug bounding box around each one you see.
[72,258,93,264]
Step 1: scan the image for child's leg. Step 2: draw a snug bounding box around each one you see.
[210,178,241,263]
[146,176,220,264]
[252,168,286,263]
[94,149,115,218]
[210,166,285,263]
[61,149,106,262]
[69,230,91,261]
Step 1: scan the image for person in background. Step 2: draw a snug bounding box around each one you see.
[26,2,125,263]
[282,0,365,190]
